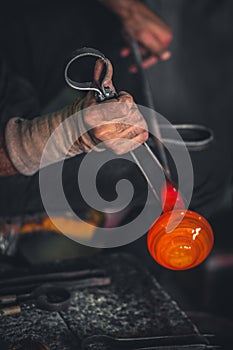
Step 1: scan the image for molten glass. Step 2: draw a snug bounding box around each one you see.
[147,210,214,270]
[161,181,185,212]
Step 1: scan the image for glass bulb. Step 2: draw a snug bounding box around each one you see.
[147,210,214,270]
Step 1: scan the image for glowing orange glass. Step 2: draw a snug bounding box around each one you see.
[147,210,214,270]
[161,181,185,212]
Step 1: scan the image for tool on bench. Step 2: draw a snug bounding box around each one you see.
[81,333,216,350]
[0,268,110,316]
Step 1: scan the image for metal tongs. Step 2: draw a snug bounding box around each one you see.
[65,47,165,202]
[64,47,213,203]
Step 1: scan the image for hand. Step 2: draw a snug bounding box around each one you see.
[82,59,148,154]
[83,91,148,154]
[5,58,148,175]
[100,0,173,72]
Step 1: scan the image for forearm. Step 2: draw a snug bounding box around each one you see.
[5,103,89,176]
[0,128,18,176]
[2,58,148,176]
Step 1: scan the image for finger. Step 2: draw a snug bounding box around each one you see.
[118,124,148,140]
[84,92,140,128]
[160,51,171,61]
[106,130,148,155]
[94,58,112,81]
[85,103,127,124]
[129,55,159,73]
[142,55,159,69]
[129,65,138,74]
[100,91,134,118]
[125,131,149,152]
[139,31,164,56]
[94,114,147,141]
[120,103,148,129]
[83,90,98,108]
[121,47,131,57]
[121,45,147,58]
[117,91,134,105]
[102,118,147,142]
[94,120,140,140]
[93,58,116,92]
[147,21,173,48]
[95,122,131,139]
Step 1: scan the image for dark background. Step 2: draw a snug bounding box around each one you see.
[0,0,233,340]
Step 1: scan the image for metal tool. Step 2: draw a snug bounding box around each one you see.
[128,40,214,205]
[65,47,165,202]
[64,47,213,204]
[0,268,111,315]
[82,334,217,350]
[0,283,71,313]
[129,40,172,180]
[65,47,117,102]
[0,268,106,288]
[128,41,214,205]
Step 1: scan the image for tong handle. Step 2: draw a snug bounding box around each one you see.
[64,47,117,102]
[65,47,163,203]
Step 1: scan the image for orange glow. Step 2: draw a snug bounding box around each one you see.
[21,217,96,240]
[147,210,214,270]
[161,181,185,212]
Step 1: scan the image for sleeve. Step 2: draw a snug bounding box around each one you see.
[0,58,41,176]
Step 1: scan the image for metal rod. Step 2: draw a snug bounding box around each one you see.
[130,39,171,179]
[0,269,105,288]
[144,141,175,186]
[130,151,161,203]
[144,142,164,173]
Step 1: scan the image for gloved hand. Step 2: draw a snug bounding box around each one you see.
[5,59,148,175]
